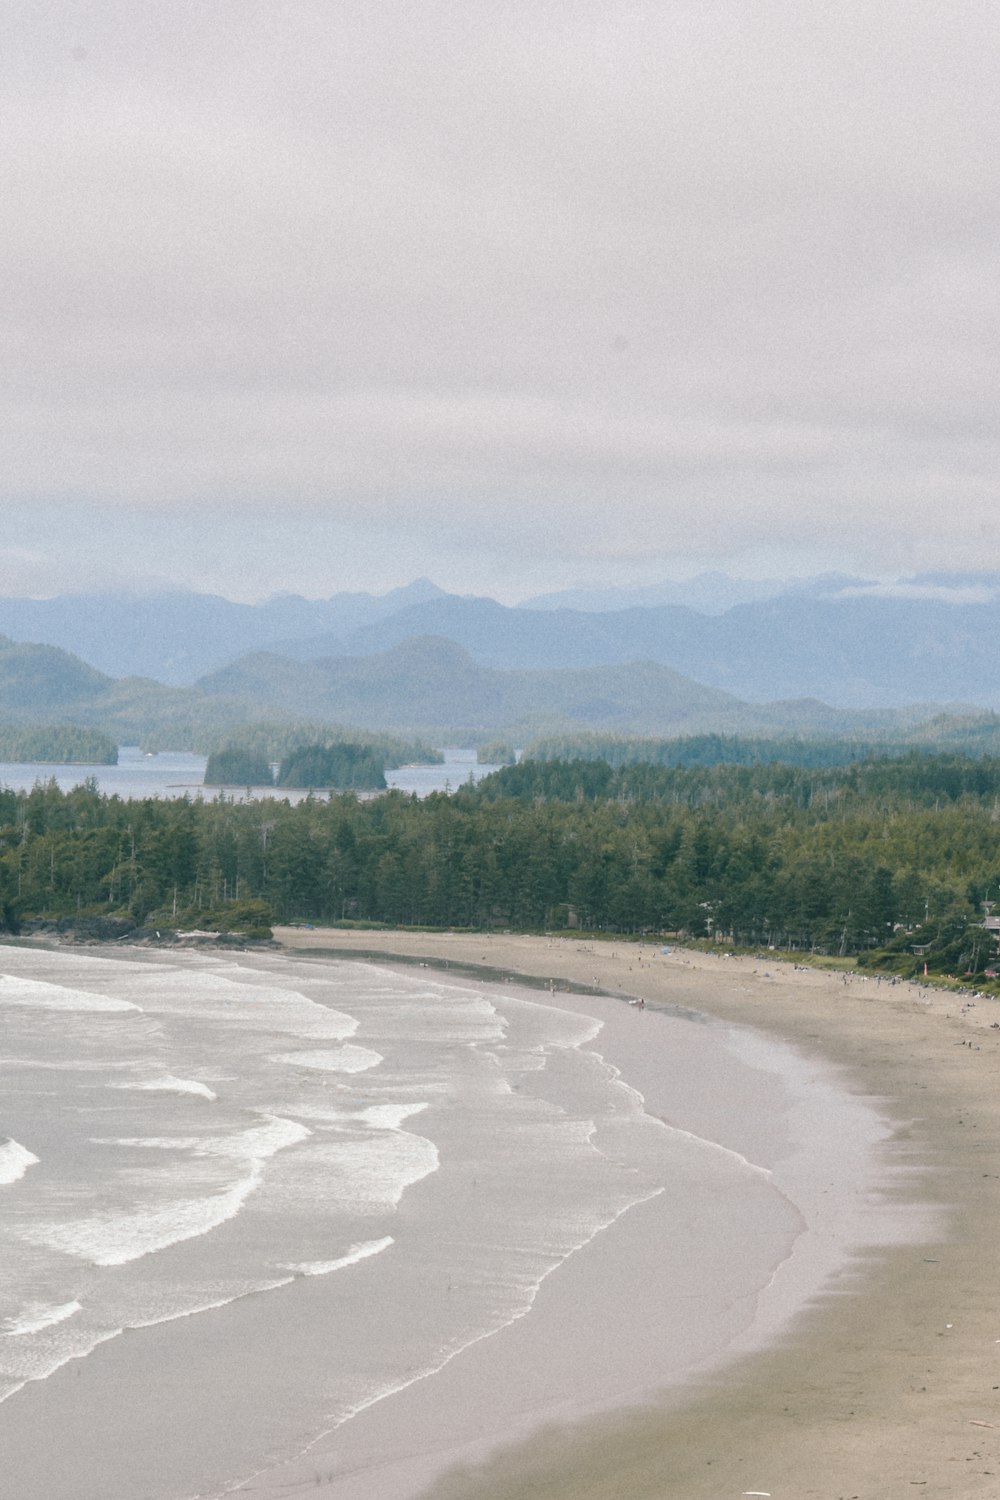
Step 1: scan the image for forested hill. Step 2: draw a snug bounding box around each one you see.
[3,625,1000,754]
[3,753,1000,985]
[0,630,945,744]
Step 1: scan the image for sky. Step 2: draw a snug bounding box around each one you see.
[2,1,998,604]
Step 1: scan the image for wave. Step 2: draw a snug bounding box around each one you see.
[2,1300,81,1337]
[279,1236,394,1277]
[661,1122,773,1178]
[347,1104,428,1130]
[112,1075,217,1100]
[0,1138,39,1186]
[127,1280,297,1331]
[124,969,360,1040]
[0,1325,124,1404]
[275,1046,384,1074]
[22,1115,311,1267]
[1,1243,393,1402]
[290,1102,429,1130]
[0,974,139,1012]
[289,1131,439,1215]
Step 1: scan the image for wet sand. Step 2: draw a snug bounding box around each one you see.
[265,928,1000,1500]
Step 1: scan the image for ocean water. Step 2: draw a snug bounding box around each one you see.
[0,942,891,1500]
[0,745,497,802]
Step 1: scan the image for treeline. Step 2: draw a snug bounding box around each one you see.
[1,756,1000,982]
[0,725,117,764]
[475,753,1000,809]
[195,721,441,766]
[523,723,1000,767]
[523,731,930,770]
[476,739,517,765]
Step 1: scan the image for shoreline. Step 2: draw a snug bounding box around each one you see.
[4,936,868,1500]
[269,927,1000,1500]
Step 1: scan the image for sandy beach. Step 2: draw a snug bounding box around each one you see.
[269,926,1000,1500]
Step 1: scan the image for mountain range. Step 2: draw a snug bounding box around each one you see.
[0,572,998,749]
[0,628,983,751]
[0,572,998,711]
[0,578,447,687]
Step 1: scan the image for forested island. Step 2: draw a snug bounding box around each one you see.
[204,731,440,789]
[275,742,387,790]
[2,751,1000,984]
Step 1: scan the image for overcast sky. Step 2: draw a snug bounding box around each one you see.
[2,1,997,602]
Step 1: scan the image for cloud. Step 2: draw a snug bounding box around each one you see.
[2,1,999,594]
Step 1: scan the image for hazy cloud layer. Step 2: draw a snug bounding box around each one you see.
[2,1,998,599]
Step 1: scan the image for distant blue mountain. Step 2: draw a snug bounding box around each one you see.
[0,579,447,684]
[331,588,1000,709]
[1,572,1000,711]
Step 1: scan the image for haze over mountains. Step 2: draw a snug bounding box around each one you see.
[0,571,998,746]
[0,579,446,687]
[1,572,999,704]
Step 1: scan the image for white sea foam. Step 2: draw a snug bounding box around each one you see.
[275,1045,384,1074]
[0,974,138,1011]
[357,983,507,1046]
[288,1132,439,1215]
[118,970,359,1040]
[0,1138,39,1186]
[3,1300,81,1337]
[96,1114,311,1160]
[112,1075,218,1100]
[664,1123,773,1178]
[279,1236,394,1277]
[0,1324,124,1399]
[25,1181,257,1266]
[291,1103,429,1130]
[353,1104,427,1129]
[128,1281,297,1330]
[23,1115,311,1266]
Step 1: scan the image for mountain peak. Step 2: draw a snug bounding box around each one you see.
[383,578,449,606]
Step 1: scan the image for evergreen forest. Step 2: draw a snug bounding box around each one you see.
[1,752,999,983]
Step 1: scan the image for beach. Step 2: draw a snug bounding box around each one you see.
[1,937,878,1500]
[269,927,1000,1500]
[1,929,995,1500]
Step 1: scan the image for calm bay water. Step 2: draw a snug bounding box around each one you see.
[0,746,499,802]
